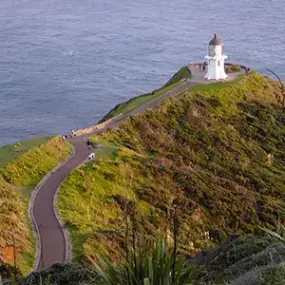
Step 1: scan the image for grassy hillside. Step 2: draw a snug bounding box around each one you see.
[0,176,29,263]
[0,136,52,168]
[0,136,71,274]
[163,66,192,87]
[1,136,71,187]
[58,72,285,265]
[100,66,191,122]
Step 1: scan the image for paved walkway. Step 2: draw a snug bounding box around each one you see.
[32,65,245,270]
[33,139,89,269]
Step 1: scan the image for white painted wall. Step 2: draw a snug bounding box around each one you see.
[205,45,228,80]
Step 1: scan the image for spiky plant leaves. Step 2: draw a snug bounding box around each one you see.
[90,240,203,285]
[261,227,285,242]
[89,256,124,285]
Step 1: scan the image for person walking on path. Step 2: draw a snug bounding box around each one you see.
[86,140,92,150]
[203,61,207,72]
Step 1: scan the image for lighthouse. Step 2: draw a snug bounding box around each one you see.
[204,34,228,80]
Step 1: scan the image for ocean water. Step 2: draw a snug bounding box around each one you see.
[0,0,285,146]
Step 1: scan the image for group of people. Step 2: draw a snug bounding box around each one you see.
[61,133,95,160]
[62,129,77,141]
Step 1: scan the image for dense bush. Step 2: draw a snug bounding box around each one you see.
[191,233,285,284]
[2,263,98,285]
[225,64,242,73]
[0,262,21,280]
[5,234,285,284]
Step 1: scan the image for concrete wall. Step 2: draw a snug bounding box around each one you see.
[75,113,123,136]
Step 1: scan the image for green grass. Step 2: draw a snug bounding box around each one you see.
[0,136,52,168]
[189,81,234,92]
[103,82,183,119]
[0,176,28,259]
[100,66,192,121]
[188,74,246,93]
[58,145,155,263]
[163,66,192,88]
[57,72,285,265]
[93,142,119,160]
[16,209,36,276]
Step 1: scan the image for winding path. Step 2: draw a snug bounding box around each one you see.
[32,65,245,270]
[32,138,89,270]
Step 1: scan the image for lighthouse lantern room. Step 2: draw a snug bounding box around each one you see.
[204,34,228,80]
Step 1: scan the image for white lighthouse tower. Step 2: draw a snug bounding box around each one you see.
[204,34,228,80]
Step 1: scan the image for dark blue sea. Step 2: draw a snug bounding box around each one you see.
[1,0,285,146]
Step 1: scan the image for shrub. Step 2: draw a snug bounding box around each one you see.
[3,263,99,285]
[225,65,242,73]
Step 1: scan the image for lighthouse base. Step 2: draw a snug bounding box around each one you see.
[204,55,228,81]
[204,73,228,81]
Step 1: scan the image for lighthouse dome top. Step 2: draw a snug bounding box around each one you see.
[209,33,223,46]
